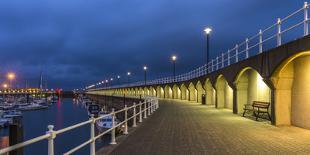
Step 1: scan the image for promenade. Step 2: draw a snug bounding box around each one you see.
[105,99,310,155]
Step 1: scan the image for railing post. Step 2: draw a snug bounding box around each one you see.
[304,2,309,36]
[90,115,95,155]
[259,29,263,53]
[216,56,219,70]
[245,38,249,58]
[110,108,116,145]
[277,18,281,46]
[235,44,239,63]
[139,101,143,123]
[133,103,137,127]
[148,100,151,116]
[151,100,154,113]
[144,101,147,119]
[156,99,159,109]
[211,59,214,72]
[47,125,55,155]
[227,50,230,65]
[124,105,128,134]
[221,53,224,68]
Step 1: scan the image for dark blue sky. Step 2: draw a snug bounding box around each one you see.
[0,0,304,90]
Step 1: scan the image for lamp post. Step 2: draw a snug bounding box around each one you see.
[143,66,147,86]
[204,27,212,64]
[127,72,131,86]
[110,78,113,86]
[171,55,177,82]
[117,75,120,85]
[105,80,108,88]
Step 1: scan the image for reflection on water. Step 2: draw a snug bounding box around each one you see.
[0,98,109,155]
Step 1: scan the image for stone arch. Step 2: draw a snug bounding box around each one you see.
[134,88,139,96]
[196,81,205,103]
[172,84,181,99]
[188,82,197,102]
[143,87,149,96]
[180,83,189,100]
[271,51,310,129]
[138,87,144,96]
[234,67,271,114]
[156,86,164,98]
[204,79,215,105]
[164,85,173,99]
[149,86,156,96]
[215,75,233,109]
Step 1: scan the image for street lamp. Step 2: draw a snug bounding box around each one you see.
[2,83,8,89]
[117,75,120,85]
[143,66,148,85]
[171,55,177,82]
[127,72,131,85]
[204,27,212,64]
[7,72,16,88]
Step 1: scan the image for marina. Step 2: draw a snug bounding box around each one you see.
[0,97,112,155]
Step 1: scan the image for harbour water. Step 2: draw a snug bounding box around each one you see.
[0,98,109,155]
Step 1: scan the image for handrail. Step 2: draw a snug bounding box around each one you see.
[88,2,309,91]
[0,96,159,155]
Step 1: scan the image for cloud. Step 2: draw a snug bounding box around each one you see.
[0,0,303,89]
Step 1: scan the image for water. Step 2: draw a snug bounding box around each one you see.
[0,98,109,155]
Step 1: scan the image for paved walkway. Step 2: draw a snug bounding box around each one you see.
[108,99,310,155]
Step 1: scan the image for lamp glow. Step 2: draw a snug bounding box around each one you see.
[204,27,212,34]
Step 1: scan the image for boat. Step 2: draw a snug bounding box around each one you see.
[2,110,22,118]
[96,114,119,129]
[0,118,12,127]
[17,103,48,111]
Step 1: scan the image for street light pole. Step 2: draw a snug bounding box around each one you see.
[127,72,131,86]
[204,27,212,64]
[171,55,177,82]
[117,75,120,85]
[143,66,147,86]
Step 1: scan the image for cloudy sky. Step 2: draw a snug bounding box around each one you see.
[0,0,305,90]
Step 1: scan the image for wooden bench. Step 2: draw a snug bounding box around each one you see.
[242,101,271,121]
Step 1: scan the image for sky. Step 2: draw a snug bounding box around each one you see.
[0,0,305,90]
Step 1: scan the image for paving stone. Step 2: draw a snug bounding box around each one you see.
[106,99,310,155]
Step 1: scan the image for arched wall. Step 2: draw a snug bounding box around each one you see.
[164,85,173,99]
[150,87,156,96]
[172,85,181,99]
[196,81,205,103]
[188,83,197,102]
[215,75,233,109]
[235,68,271,114]
[180,84,189,100]
[204,79,215,105]
[156,86,164,98]
[138,87,143,96]
[144,87,149,96]
[272,52,310,129]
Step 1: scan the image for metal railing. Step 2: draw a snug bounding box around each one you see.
[90,2,309,90]
[0,96,159,155]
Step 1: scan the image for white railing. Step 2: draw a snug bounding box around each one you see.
[0,96,159,155]
[90,2,309,90]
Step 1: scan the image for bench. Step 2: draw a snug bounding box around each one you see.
[242,101,271,121]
